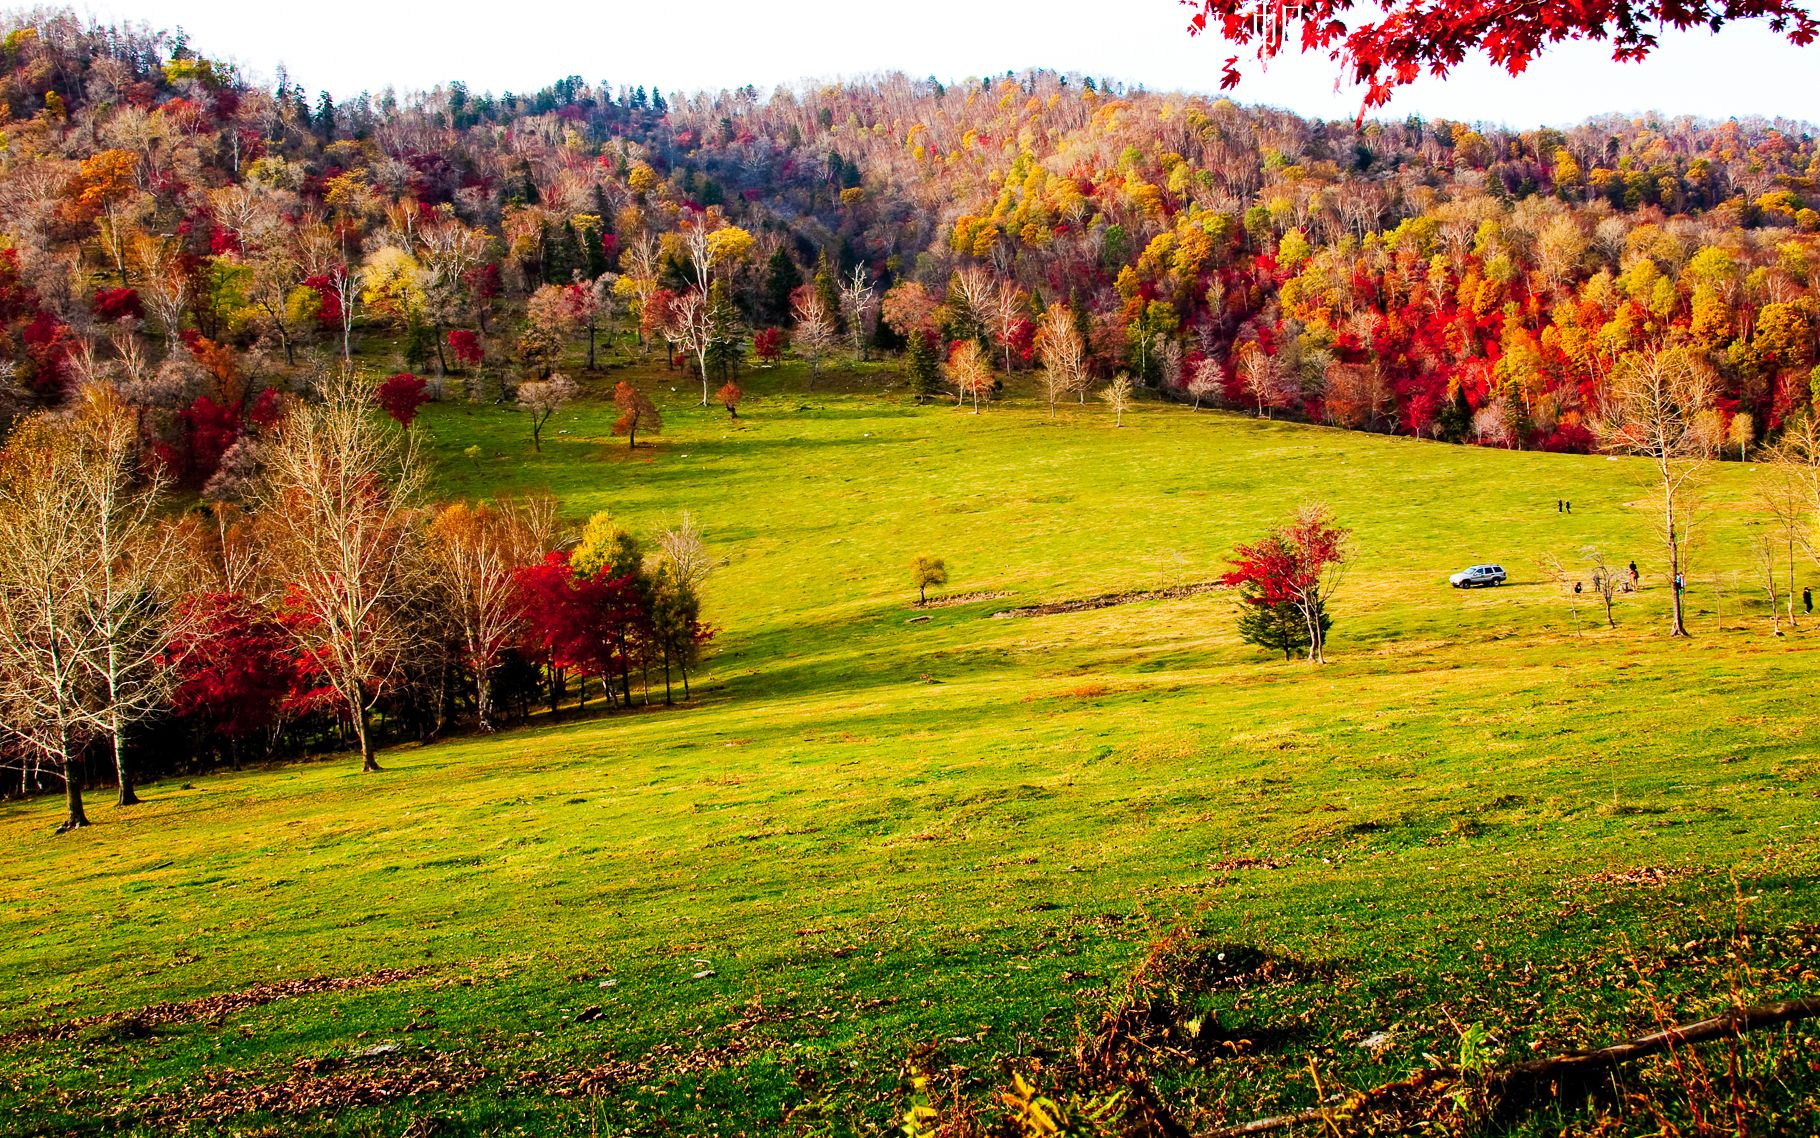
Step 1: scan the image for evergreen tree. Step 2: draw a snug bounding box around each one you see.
[761,248,802,327]
[1235,591,1330,660]
[813,255,842,334]
[906,330,942,404]
[704,281,744,382]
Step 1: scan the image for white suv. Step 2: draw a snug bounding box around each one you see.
[1449,564,1507,588]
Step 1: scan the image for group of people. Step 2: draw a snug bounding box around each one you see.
[1571,564,1816,615]
[1575,560,1643,595]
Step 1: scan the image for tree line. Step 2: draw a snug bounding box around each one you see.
[5,15,1820,489]
[0,371,713,833]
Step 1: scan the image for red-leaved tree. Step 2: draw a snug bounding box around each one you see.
[513,551,646,712]
[1184,0,1817,115]
[1222,504,1349,663]
[375,372,432,429]
[167,593,329,765]
[753,326,785,365]
[447,328,484,369]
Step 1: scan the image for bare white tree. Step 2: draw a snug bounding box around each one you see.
[838,265,877,361]
[66,385,192,806]
[254,369,428,771]
[988,279,1025,375]
[0,417,107,831]
[791,291,837,388]
[659,510,715,595]
[1036,303,1086,417]
[1100,373,1134,427]
[668,289,717,405]
[1597,347,1716,637]
[1187,357,1222,410]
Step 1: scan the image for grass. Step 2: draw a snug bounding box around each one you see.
[1,355,1817,1136]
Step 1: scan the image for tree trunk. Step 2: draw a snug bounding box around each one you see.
[617,632,633,707]
[1664,478,1689,637]
[58,729,89,832]
[355,706,381,772]
[473,666,495,728]
[662,643,673,706]
[111,719,139,807]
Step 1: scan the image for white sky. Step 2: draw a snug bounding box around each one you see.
[89,0,1820,128]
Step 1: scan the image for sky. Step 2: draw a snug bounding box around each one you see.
[91,0,1820,128]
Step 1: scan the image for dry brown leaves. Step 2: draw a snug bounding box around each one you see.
[130,1047,486,1122]
[0,967,429,1050]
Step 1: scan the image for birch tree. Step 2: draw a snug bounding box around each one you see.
[67,385,190,806]
[0,417,105,831]
[1036,303,1086,416]
[254,370,427,771]
[1597,347,1715,637]
[839,265,877,361]
[669,289,716,405]
[791,290,837,387]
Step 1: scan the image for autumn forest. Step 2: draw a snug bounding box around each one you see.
[3,7,1820,1135]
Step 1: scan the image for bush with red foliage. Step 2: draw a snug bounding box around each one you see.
[447,328,484,368]
[247,386,288,430]
[179,395,240,482]
[167,593,330,751]
[753,326,786,365]
[91,286,143,323]
[375,372,431,428]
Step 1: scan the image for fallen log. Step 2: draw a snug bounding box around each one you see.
[1200,995,1820,1138]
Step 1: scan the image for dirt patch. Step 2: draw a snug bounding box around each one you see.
[991,581,1226,618]
[1,967,429,1049]
[130,1047,485,1122]
[912,590,1014,610]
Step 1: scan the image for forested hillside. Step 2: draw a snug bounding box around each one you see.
[1,11,1818,455]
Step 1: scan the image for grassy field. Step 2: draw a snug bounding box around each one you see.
[2,358,1817,1136]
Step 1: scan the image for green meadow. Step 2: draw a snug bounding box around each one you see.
[2,362,1816,1135]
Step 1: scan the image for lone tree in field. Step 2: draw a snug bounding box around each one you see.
[517,373,577,453]
[1582,546,1621,629]
[946,340,993,414]
[612,380,662,449]
[1223,505,1349,664]
[1234,580,1330,659]
[911,555,948,605]
[1100,373,1134,426]
[1597,347,1715,637]
[255,370,427,772]
[717,381,742,419]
